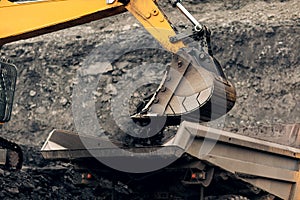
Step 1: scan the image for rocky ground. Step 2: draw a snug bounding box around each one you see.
[0,0,299,199]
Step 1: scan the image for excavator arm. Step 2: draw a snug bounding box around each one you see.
[0,0,126,46]
[0,0,184,52]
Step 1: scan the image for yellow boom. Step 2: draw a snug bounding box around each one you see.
[0,0,184,52]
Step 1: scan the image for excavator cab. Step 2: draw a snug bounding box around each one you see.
[0,59,22,171]
[0,59,17,123]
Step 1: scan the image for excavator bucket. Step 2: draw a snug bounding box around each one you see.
[132,47,236,126]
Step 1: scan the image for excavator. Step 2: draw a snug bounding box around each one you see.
[0,0,236,170]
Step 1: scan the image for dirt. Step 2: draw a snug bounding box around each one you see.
[0,0,299,199]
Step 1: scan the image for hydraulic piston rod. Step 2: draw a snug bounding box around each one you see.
[172,1,203,31]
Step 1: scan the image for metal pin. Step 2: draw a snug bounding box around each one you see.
[199,53,205,60]
[178,61,183,68]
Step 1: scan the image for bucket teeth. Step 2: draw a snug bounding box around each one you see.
[131,47,236,126]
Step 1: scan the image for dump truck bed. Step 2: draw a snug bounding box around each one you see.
[41,121,300,200]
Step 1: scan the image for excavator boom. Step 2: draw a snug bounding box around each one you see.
[0,0,184,52]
